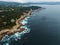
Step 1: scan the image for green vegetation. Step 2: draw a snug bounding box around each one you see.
[0,6,41,30]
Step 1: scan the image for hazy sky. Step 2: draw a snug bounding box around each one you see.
[0,0,60,3]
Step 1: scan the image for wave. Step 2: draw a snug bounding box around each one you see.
[0,16,31,45]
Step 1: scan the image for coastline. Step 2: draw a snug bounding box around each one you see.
[0,9,32,40]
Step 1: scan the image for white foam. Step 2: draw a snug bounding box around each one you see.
[1,16,31,45]
[21,16,30,25]
[21,20,28,25]
[5,43,9,45]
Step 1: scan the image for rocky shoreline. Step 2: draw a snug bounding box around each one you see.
[0,9,32,40]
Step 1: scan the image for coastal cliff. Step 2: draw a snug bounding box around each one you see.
[0,9,32,40]
[0,6,41,40]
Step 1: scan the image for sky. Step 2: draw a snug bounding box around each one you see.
[0,0,60,3]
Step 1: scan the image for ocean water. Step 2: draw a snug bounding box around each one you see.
[16,5,60,45]
[24,5,60,45]
[1,5,60,45]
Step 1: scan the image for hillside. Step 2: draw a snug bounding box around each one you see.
[23,2,60,5]
[0,1,21,7]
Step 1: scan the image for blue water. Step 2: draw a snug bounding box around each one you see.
[1,5,60,45]
[26,5,60,45]
[21,5,60,45]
